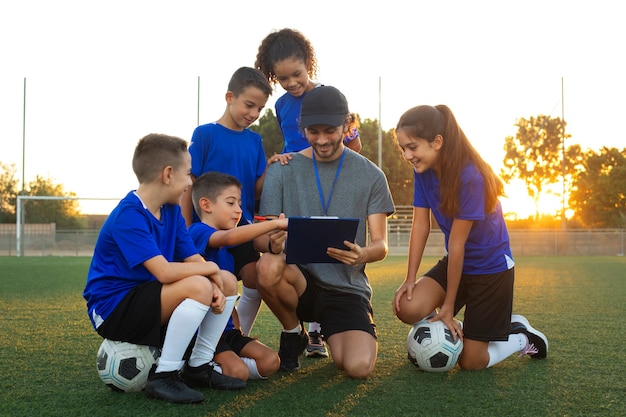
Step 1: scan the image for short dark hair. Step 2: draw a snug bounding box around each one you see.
[132,133,188,183]
[191,171,242,215]
[228,67,272,97]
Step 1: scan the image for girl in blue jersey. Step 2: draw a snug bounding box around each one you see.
[392,105,548,370]
[256,28,331,357]
[255,28,319,154]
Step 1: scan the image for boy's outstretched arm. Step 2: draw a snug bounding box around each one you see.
[208,214,288,249]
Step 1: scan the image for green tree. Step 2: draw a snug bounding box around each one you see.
[500,115,571,219]
[250,109,283,159]
[570,147,626,228]
[359,118,413,206]
[0,162,19,223]
[22,175,85,229]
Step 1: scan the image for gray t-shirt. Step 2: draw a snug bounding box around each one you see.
[259,149,395,301]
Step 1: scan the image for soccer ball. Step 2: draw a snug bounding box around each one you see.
[96,339,161,393]
[407,319,463,372]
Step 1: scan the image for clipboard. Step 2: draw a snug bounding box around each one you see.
[285,216,360,264]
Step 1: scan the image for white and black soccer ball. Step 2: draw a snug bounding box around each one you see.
[407,319,463,372]
[96,339,161,393]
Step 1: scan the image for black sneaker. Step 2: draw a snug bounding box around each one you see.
[510,314,549,359]
[181,362,247,390]
[145,365,204,404]
[279,326,309,371]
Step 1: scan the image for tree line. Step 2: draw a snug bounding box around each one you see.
[1,111,624,228]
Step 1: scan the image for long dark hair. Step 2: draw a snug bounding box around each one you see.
[396,105,504,216]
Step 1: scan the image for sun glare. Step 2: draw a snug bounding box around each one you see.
[501,180,570,220]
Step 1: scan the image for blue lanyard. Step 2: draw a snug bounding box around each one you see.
[312,148,346,216]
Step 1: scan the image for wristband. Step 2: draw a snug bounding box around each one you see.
[268,240,281,255]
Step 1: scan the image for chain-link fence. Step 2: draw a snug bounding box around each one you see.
[2,206,625,256]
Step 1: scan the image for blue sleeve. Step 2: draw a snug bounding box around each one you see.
[412,171,431,209]
[113,207,163,269]
[189,126,209,178]
[171,205,200,260]
[456,165,486,221]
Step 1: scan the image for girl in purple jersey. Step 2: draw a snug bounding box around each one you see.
[392,105,548,370]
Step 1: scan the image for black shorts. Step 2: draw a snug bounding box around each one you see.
[426,256,514,342]
[215,328,255,355]
[296,266,377,340]
[96,280,164,347]
[227,240,260,278]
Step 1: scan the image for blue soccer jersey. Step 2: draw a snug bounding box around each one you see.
[189,123,266,223]
[83,191,198,329]
[188,222,235,274]
[413,164,513,274]
[275,92,309,153]
[188,221,236,332]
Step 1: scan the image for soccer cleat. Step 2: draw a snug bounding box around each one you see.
[181,362,247,390]
[278,326,309,371]
[145,365,204,404]
[510,314,548,359]
[305,331,329,358]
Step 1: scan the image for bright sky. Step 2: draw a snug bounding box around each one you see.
[2,1,624,217]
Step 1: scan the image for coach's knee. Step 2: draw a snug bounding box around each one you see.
[255,254,282,288]
[342,357,375,380]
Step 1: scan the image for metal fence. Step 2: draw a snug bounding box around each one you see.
[387,228,626,257]
[1,214,624,257]
[387,206,625,256]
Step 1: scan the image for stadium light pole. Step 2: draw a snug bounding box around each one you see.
[21,77,26,193]
[561,77,566,230]
[378,76,382,169]
[197,76,200,126]
[18,77,27,256]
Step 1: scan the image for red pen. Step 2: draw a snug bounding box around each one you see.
[254,215,268,221]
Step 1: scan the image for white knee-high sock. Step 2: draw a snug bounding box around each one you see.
[157,298,209,373]
[241,357,266,380]
[237,286,261,336]
[486,333,527,368]
[188,295,238,367]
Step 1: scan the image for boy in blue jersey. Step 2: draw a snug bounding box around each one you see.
[181,67,283,337]
[189,171,288,380]
[83,134,245,405]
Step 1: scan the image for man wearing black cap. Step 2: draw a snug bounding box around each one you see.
[255,86,395,378]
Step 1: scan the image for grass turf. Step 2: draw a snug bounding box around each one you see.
[0,255,624,416]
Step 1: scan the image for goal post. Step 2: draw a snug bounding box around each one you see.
[15,195,118,256]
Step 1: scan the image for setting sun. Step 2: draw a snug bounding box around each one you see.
[501,180,570,220]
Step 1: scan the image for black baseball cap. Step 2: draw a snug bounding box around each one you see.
[299,86,349,129]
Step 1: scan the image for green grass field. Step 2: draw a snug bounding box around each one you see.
[1,256,624,417]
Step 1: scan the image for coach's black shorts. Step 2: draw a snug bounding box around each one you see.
[295,266,377,340]
[96,280,164,347]
[425,256,514,342]
[215,328,255,355]
[228,240,260,278]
